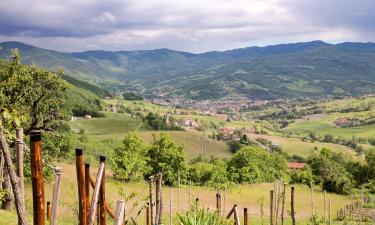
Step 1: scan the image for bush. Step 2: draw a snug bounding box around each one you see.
[178,203,231,225]
[227,146,288,183]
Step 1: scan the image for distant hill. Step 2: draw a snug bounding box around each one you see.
[1,40,375,100]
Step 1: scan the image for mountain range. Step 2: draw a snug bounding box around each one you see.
[1,40,375,100]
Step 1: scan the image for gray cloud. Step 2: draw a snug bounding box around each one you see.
[0,0,374,52]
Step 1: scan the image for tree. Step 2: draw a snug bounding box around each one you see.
[227,146,288,183]
[146,133,188,185]
[307,149,353,194]
[0,49,70,134]
[227,141,242,153]
[111,133,149,181]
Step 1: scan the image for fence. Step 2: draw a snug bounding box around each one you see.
[0,127,354,225]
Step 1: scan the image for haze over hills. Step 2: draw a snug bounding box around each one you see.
[1,40,375,100]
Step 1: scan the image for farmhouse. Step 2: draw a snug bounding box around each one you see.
[287,162,306,170]
[334,117,350,127]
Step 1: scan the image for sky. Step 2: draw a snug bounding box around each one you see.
[0,0,374,53]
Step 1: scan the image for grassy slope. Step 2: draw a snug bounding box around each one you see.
[0,163,351,225]
[70,112,230,159]
[248,134,355,158]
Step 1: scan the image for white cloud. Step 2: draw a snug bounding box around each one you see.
[0,0,374,52]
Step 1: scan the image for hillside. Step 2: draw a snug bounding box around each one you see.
[1,41,375,99]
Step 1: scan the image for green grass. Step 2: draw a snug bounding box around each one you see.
[0,163,352,225]
[286,118,375,139]
[70,112,230,159]
[248,134,355,158]
[70,112,143,135]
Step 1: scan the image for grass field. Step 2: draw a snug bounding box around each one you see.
[70,112,230,160]
[286,117,375,139]
[248,134,356,158]
[0,163,352,225]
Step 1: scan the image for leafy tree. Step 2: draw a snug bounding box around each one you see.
[227,141,242,153]
[111,133,149,181]
[227,146,288,183]
[0,49,70,133]
[146,133,188,185]
[307,149,353,194]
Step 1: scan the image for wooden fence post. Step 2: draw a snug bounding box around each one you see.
[155,173,163,225]
[281,183,286,225]
[1,166,14,210]
[270,190,274,225]
[216,193,222,214]
[88,156,106,225]
[149,176,154,225]
[328,198,331,225]
[244,208,248,225]
[233,205,241,225]
[310,182,314,225]
[46,201,51,221]
[30,130,45,225]
[177,171,180,211]
[113,200,125,225]
[51,167,62,225]
[15,128,24,197]
[189,180,192,207]
[85,162,91,222]
[291,186,296,225]
[146,204,151,225]
[75,148,87,225]
[169,188,172,225]
[99,155,106,225]
[324,190,326,224]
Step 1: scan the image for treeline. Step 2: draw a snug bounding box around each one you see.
[111,132,375,195]
[142,112,184,131]
[303,132,375,154]
[291,148,375,194]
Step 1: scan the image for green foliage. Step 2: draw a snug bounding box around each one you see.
[111,132,149,181]
[0,49,70,132]
[122,92,143,100]
[143,112,182,131]
[290,165,314,185]
[227,146,288,183]
[227,141,242,153]
[146,133,188,185]
[177,203,231,225]
[189,160,228,187]
[307,149,353,194]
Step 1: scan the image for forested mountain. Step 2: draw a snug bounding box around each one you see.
[1,40,375,100]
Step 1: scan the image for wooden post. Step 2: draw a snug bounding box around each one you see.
[270,190,274,225]
[30,130,45,225]
[223,185,226,216]
[88,156,106,225]
[328,198,331,225]
[169,188,172,225]
[216,193,222,214]
[177,171,180,211]
[226,205,236,219]
[113,200,125,225]
[0,148,27,225]
[46,201,51,221]
[155,174,160,225]
[244,208,248,225]
[99,155,106,225]
[275,180,279,225]
[310,182,314,225]
[281,183,286,225]
[85,162,91,222]
[75,148,87,225]
[15,128,24,197]
[146,204,151,225]
[51,167,62,225]
[149,176,154,225]
[1,166,14,210]
[323,190,326,224]
[291,186,296,225]
[233,205,241,225]
[188,180,192,207]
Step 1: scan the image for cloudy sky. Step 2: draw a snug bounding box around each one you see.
[0,0,374,53]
